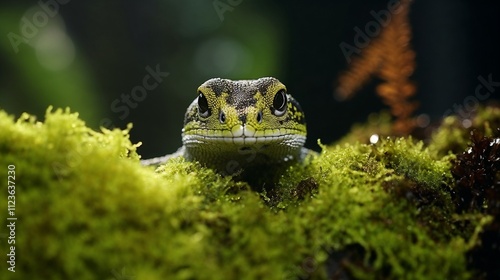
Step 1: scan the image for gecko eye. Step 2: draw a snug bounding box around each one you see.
[272,89,287,116]
[197,92,210,118]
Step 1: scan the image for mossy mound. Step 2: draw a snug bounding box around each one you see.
[0,107,497,279]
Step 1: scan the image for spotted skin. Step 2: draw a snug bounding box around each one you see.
[142,77,311,177]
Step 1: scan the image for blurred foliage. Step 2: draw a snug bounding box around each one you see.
[0,6,103,124]
[0,107,479,279]
[0,1,499,278]
[0,0,293,158]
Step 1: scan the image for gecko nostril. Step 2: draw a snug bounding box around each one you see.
[219,111,226,123]
[256,111,263,123]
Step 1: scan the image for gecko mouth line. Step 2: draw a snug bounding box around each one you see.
[183,134,306,146]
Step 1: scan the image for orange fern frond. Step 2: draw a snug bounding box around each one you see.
[335,38,384,100]
[336,0,418,135]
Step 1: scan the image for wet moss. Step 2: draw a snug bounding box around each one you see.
[429,105,500,156]
[2,106,497,279]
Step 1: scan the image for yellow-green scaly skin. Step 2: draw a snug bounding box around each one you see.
[143,77,309,176]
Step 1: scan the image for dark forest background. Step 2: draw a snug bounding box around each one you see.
[1,0,499,158]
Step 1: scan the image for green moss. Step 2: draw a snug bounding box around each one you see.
[335,111,393,145]
[429,106,500,156]
[1,106,490,279]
